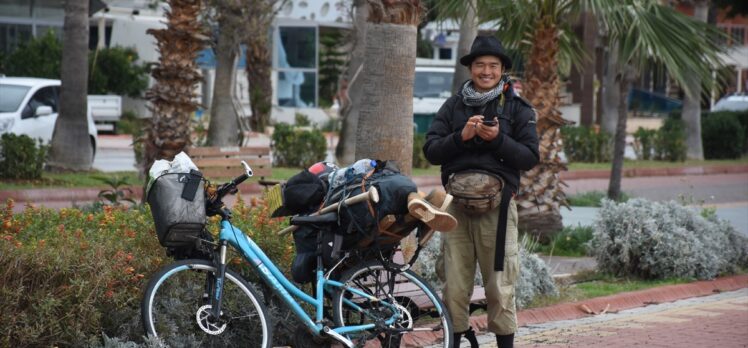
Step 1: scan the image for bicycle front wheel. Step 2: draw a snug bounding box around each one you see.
[141,259,272,347]
[331,260,453,347]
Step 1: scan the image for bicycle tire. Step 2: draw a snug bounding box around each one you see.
[141,259,272,347]
[331,259,453,347]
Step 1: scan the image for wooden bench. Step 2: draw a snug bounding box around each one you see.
[190,146,272,180]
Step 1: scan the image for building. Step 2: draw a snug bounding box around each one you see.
[0,0,351,127]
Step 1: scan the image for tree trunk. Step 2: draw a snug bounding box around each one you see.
[207,8,240,146]
[245,0,273,134]
[601,44,620,134]
[450,0,477,95]
[336,0,368,165]
[143,0,206,175]
[516,18,571,239]
[608,65,636,201]
[47,0,92,171]
[682,0,708,160]
[355,22,416,175]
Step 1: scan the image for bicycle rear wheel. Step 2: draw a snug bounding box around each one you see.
[331,260,453,347]
[141,259,272,347]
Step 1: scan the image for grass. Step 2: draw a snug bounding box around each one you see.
[567,190,630,207]
[532,225,594,257]
[0,171,142,190]
[524,270,694,309]
[567,158,748,171]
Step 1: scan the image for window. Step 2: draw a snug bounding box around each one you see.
[275,26,317,107]
[438,47,452,60]
[414,71,454,98]
[731,27,745,46]
[22,86,56,119]
[0,84,30,113]
[0,23,32,55]
[0,0,31,17]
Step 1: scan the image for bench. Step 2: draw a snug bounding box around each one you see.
[190,146,272,180]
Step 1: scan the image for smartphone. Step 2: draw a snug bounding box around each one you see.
[482,119,498,126]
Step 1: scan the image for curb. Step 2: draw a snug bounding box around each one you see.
[560,164,748,180]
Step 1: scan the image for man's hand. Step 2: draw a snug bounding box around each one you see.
[476,117,499,141]
[462,115,484,141]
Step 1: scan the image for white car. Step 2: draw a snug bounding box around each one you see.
[413,65,455,134]
[0,77,98,158]
[712,94,748,112]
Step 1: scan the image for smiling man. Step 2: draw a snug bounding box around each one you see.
[422,35,540,348]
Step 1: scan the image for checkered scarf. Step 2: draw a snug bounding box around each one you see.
[460,76,508,107]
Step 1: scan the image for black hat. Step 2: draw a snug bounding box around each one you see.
[270,169,326,217]
[459,35,512,70]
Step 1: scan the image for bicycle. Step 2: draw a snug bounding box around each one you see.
[140,161,454,347]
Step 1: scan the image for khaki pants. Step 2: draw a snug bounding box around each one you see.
[442,199,519,335]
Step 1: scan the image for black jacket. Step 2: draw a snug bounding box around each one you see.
[422,89,540,194]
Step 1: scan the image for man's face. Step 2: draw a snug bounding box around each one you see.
[470,55,503,92]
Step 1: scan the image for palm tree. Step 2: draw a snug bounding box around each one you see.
[681,0,710,160]
[47,0,92,171]
[600,1,725,199]
[144,0,207,174]
[354,0,425,176]
[244,0,278,134]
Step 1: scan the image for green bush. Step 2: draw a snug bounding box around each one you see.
[0,195,292,346]
[654,117,686,161]
[560,125,612,162]
[633,127,657,160]
[271,122,327,167]
[89,46,149,97]
[1,33,148,97]
[412,133,429,169]
[535,225,594,257]
[701,111,746,159]
[0,133,48,179]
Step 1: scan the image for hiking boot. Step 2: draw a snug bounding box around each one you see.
[407,193,457,232]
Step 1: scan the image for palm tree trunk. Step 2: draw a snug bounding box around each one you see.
[245,2,273,133]
[355,22,417,176]
[601,44,620,134]
[336,0,368,165]
[516,18,571,239]
[608,65,637,200]
[450,0,477,94]
[682,0,708,160]
[47,0,92,171]
[144,0,206,175]
[207,7,240,146]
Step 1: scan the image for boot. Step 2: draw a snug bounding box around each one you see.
[407,192,457,232]
[496,333,514,348]
[452,326,479,348]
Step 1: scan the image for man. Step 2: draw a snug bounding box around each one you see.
[423,35,539,348]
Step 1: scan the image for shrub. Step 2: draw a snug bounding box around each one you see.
[654,117,686,161]
[412,133,429,169]
[701,111,746,159]
[589,198,748,280]
[560,125,612,163]
[535,225,594,257]
[0,193,292,346]
[1,30,61,78]
[271,122,327,167]
[414,233,558,310]
[89,46,149,97]
[0,133,48,179]
[633,127,657,160]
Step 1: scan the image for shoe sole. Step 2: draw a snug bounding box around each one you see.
[407,199,457,232]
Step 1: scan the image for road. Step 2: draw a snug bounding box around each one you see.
[464,289,748,348]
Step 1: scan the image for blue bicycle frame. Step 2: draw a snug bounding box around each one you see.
[217,219,400,345]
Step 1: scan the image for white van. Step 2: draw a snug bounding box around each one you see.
[0,77,98,157]
[413,60,455,134]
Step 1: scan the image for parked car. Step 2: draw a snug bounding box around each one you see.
[413,62,455,134]
[0,77,98,158]
[712,94,748,112]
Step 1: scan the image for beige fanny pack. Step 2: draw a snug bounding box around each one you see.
[446,170,503,215]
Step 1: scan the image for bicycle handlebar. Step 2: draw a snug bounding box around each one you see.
[277,186,380,236]
[215,161,254,199]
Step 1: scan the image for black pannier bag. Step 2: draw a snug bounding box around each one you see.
[147,169,206,248]
[289,162,418,283]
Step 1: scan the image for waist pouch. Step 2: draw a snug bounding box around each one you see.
[446,170,503,215]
